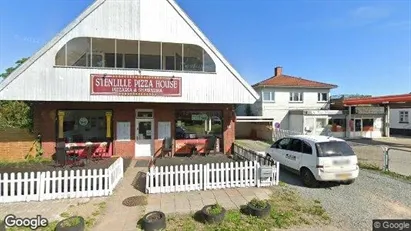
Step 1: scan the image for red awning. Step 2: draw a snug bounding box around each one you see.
[343,94,411,106]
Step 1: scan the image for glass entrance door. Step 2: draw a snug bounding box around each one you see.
[135,119,153,157]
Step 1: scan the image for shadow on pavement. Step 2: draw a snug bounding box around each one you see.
[132,171,147,194]
[279,167,340,189]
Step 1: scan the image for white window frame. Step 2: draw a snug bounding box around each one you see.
[317,92,328,102]
[399,111,409,123]
[262,90,275,102]
[86,52,105,67]
[289,92,303,102]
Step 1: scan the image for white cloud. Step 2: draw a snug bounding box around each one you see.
[349,6,391,21]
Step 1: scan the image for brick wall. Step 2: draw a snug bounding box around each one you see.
[0,128,36,161]
[29,102,235,159]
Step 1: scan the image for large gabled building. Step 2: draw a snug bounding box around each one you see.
[0,0,258,160]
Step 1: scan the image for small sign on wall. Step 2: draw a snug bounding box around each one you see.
[116,122,131,141]
[260,166,274,178]
[158,121,171,139]
[374,118,382,129]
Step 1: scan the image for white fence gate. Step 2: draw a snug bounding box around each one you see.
[0,157,124,203]
[146,145,279,194]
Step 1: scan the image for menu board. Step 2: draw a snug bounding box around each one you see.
[158,121,171,139]
[116,122,131,141]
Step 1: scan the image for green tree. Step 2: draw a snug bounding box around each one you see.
[0,57,33,131]
[0,57,29,79]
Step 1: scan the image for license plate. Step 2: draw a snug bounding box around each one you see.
[333,160,350,165]
[336,173,351,180]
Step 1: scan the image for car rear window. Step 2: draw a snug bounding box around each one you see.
[316,141,355,157]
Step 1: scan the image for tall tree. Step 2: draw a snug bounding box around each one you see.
[0,57,29,79]
[0,57,33,131]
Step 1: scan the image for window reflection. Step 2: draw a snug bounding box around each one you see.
[175,111,222,140]
[62,110,109,143]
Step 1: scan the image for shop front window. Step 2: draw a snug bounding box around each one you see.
[328,118,346,132]
[362,119,374,131]
[62,110,110,142]
[175,111,223,140]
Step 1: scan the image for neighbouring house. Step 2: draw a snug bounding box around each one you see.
[0,0,259,161]
[390,108,411,136]
[330,96,384,138]
[236,66,340,139]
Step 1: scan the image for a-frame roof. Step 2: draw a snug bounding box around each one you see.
[0,0,106,93]
[0,0,259,103]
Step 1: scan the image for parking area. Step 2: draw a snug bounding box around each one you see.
[236,138,411,230]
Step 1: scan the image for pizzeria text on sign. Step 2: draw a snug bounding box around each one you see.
[91,75,181,96]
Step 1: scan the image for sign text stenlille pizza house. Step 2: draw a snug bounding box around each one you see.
[90,74,182,96]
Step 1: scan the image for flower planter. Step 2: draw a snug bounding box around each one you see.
[142,211,166,231]
[201,204,226,224]
[247,201,271,218]
[56,216,85,231]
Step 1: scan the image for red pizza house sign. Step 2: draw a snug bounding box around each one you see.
[90,74,182,97]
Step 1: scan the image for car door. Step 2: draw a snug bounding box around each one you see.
[300,140,315,171]
[266,138,291,165]
[285,138,303,170]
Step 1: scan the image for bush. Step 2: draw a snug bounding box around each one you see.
[249,198,268,209]
[0,101,33,132]
[207,204,223,215]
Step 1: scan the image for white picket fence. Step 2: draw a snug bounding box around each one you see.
[0,157,124,203]
[145,160,279,194]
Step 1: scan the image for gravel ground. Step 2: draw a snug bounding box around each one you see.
[280,168,411,231]
[237,139,411,230]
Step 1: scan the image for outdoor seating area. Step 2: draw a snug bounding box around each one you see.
[54,141,112,168]
[158,135,219,159]
[155,153,235,167]
[145,143,280,194]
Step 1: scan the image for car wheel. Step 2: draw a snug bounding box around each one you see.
[301,168,319,188]
[341,179,355,185]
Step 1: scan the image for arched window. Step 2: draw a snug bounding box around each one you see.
[55,37,216,73]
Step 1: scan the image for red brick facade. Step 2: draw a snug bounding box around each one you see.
[32,102,235,159]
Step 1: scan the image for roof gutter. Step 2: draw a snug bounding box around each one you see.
[343,94,411,106]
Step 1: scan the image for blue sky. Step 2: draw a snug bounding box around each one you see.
[0,0,410,96]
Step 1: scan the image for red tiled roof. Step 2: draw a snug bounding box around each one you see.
[253,74,337,89]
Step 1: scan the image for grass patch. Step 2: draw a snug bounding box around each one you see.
[60,212,70,218]
[164,187,330,231]
[358,162,380,171]
[6,201,108,231]
[359,162,411,182]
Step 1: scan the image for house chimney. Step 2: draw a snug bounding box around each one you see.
[274,66,282,76]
